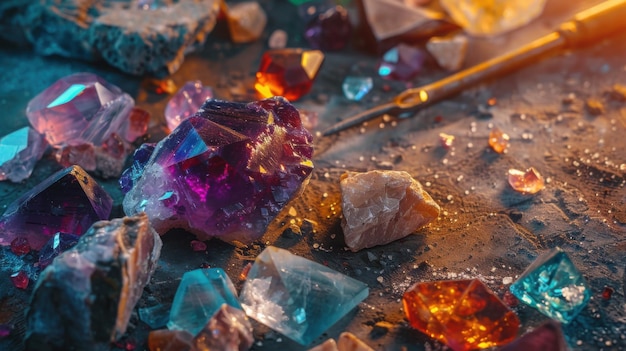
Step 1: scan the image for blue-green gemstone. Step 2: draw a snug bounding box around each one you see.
[239,246,369,345]
[167,268,241,335]
[510,248,590,323]
[342,76,373,101]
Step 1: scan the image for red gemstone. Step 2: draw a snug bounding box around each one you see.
[10,271,29,289]
[255,49,324,101]
[10,237,30,255]
[123,107,150,142]
[190,240,207,252]
[602,286,614,300]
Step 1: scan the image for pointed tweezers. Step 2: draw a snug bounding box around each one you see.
[322,0,626,136]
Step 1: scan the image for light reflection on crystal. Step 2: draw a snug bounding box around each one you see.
[342,77,373,101]
[508,167,544,194]
[488,127,509,153]
[0,127,48,183]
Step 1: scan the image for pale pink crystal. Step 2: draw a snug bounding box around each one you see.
[164,81,214,132]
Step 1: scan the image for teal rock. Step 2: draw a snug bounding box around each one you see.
[168,268,241,336]
[510,248,591,323]
[240,246,369,346]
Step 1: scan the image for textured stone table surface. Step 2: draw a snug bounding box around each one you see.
[1,0,625,350]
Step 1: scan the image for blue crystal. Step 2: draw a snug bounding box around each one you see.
[240,246,369,345]
[342,77,373,101]
[168,268,242,336]
[139,303,171,329]
[510,248,591,323]
[38,232,80,269]
[119,143,155,193]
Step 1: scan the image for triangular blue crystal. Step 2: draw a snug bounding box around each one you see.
[167,268,241,336]
[240,246,369,345]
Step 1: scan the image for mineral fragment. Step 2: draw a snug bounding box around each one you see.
[20,0,220,76]
[25,213,162,351]
[122,107,151,143]
[119,143,156,194]
[426,34,468,71]
[304,6,352,51]
[240,246,369,345]
[340,170,440,252]
[26,73,134,147]
[309,332,374,351]
[123,98,314,243]
[226,1,268,43]
[168,268,242,336]
[439,132,455,149]
[508,167,544,194]
[403,279,520,351]
[440,0,547,36]
[342,77,373,101]
[10,270,29,290]
[0,165,112,250]
[378,44,426,81]
[360,0,445,42]
[149,304,253,351]
[10,237,30,255]
[139,304,172,329]
[165,81,214,132]
[510,247,591,323]
[255,49,325,101]
[0,127,48,183]
[488,127,509,153]
[500,321,568,351]
[268,29,288,49]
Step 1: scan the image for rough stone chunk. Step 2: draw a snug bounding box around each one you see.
[123,97,314,244]
[226,1,267,43]
[340,170,440,251]
[25,213,162,351]
[426,34,468,71]
[309,333,374,351]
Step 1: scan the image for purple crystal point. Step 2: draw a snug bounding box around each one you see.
[0,127,48,182]
[26,72,134,147]
[378,44,426,81]
[165,81,214,132]
[0,165,113,250]
[304,6,352,51]
[38,232,80,269]
[123,97,314,243]
[120,143,156,193]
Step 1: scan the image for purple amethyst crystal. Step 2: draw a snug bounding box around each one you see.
[119,143,156,193]
[123,97,314,243]
[0,165,113,250]
[38,233,80,269]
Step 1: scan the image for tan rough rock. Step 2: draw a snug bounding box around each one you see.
[308,332,374,351]
[426,34,468,71]
[340,170,440,252]
[227,1,267,43]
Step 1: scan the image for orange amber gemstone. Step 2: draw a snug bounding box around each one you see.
[508,167,545,194]
[403,279,520,351]
[439,132,455,149]
[488,127,509,153]
[255,49,324,101]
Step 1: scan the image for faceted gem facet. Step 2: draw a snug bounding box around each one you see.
[123,98,314,243]
[240,246,369,345]
[508,167,545,194]
[340,171,440,252]
[510,248,591,323]
[377,44,426,81]
[165,81,215,132]
[440,0,547,36]
[119,143,156,194]
[342,77,373,101]
[500,321,568,351]
[403,279,520,351]
[168,268,242,336]
[304,6,352,52]
[0,127,48,183]
[255,49,325,101]
[488,127,509,153]
[10,270,29,289]
[26,72,134,147]
[226,1,268,43]
[25,214,162,350]
[38,233,80,269]
[0,165,113,250]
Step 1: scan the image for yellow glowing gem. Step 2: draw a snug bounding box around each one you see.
[439,132,455,149]
[488,127,509,153]
[508,167,545,194]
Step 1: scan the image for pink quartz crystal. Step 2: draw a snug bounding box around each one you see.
[164,81,214,132]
